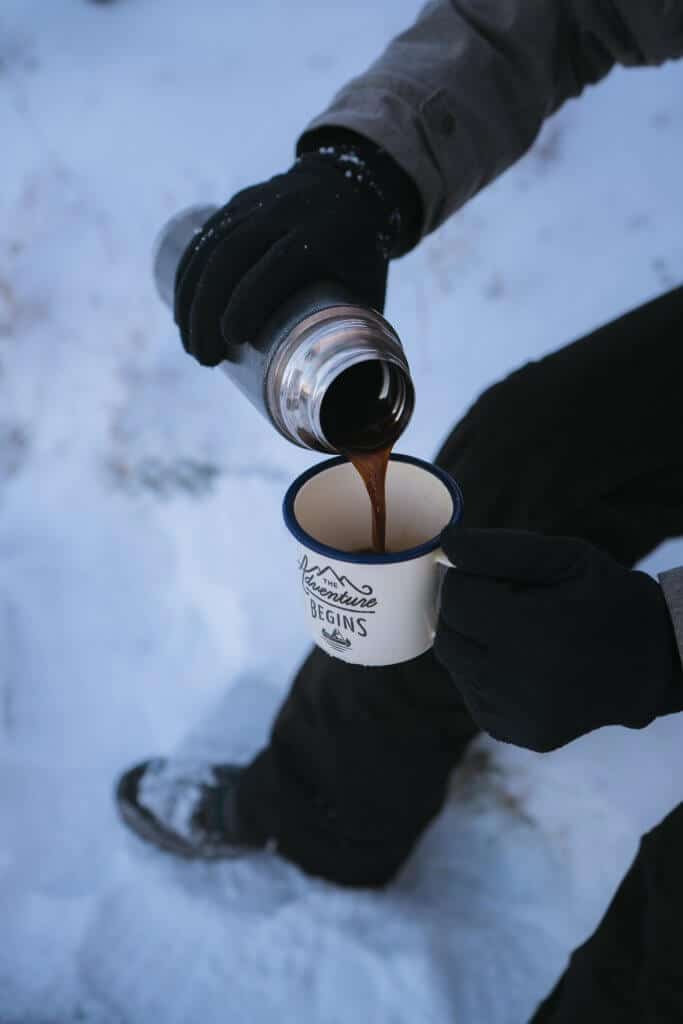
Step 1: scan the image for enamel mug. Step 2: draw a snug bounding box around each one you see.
[283,454,463,666]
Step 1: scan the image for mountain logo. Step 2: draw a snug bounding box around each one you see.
[321,628,353,653]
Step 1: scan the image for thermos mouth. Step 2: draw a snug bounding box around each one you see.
[266,306,415,452]
[318,355,414,452]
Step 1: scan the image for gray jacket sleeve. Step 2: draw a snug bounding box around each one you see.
[302,1,683,237]
[660,569,683,675]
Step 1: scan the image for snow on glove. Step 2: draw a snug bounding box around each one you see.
[434,527,683,753]
[174,130,421,367]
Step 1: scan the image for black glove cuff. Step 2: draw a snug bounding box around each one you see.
[296,126,423,258]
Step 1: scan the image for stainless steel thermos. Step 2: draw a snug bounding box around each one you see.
[153,205,415,453]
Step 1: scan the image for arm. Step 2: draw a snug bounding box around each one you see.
[300,0,683,236]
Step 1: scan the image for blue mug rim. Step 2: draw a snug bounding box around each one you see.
[282,453,464,566]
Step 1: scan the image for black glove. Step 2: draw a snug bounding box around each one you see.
[434,527,683,752]
[174,129,421,366]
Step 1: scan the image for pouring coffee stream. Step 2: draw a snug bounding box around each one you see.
[154,205,415,553]
[346,446,392,554]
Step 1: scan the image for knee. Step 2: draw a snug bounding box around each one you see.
[434,359,566,530]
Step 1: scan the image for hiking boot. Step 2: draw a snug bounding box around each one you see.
[115,757,269,859]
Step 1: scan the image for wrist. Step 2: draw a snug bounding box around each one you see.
[296,126,422,257]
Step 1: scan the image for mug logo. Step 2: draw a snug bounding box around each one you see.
[321,628,352,653]
[298,554,378,652]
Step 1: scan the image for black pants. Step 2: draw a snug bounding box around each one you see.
[237,287,683,1018]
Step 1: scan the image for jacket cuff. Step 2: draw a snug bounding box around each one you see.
[300,79,477,240]
[658,567,683,676]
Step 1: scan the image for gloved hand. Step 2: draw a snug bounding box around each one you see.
[174,130,421,366]
[434,527,683,752]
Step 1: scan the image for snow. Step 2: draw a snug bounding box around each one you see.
[1,0,682,1021]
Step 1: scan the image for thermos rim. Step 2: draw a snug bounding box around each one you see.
[267,303,414,451]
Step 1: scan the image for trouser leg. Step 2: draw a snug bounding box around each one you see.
[238,644,478,886]
[437,285,683,567]
[531,802,683,1023]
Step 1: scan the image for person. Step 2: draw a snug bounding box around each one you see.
[116,1,683,1018]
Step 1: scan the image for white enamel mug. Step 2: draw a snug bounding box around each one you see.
[283,454,464,666]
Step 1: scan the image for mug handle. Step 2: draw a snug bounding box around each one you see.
[434,549,456,570]
[429,548,457,641]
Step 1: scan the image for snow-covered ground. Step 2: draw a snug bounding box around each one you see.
[1,1,682,1021]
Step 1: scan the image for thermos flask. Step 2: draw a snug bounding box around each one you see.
[154,205,415,453]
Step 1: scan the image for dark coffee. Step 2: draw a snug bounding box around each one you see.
[319,358,399,554]
[320,360,406,453]
[347,444,392,554]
